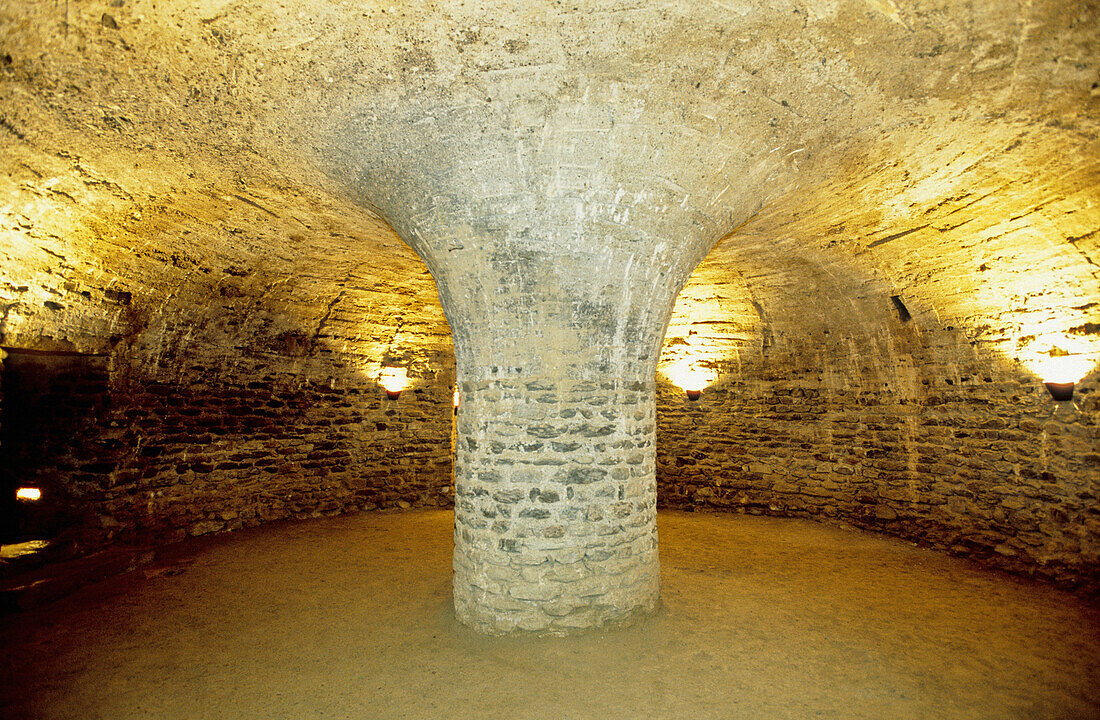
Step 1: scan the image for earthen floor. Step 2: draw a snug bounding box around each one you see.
[1,509,1097,720]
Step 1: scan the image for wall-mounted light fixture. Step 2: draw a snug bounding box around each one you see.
[1026,344,1094,403]
[378,366,408,400]
[453,386,460,415]
[15,487,42,502]
[1044,381,1074,402]
[661,359,717,401]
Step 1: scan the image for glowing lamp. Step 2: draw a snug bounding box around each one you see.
[453,386,460,414]
[1028,348,1093,402]
[1044,382,1074,402]
[1033,354,1090,384]
[662,360,716,400]
[16,487,42,502]
[378,366,408,400]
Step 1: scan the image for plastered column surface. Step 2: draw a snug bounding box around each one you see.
[327,86,747,631]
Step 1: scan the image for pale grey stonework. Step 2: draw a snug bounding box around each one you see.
[453,377,658,632]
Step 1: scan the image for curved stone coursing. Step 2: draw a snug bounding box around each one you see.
[1,0,1097,622]
[0,138,458,551]
[657,374,1099,593]
[453,377,658,633]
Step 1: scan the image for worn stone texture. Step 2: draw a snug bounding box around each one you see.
[453,377,658,633]
[657,375,1099,593]
[0,348,457,557]
[0,0,1098,629]
[657,211,1100,591]
[653,73,1100,593]
[0,126,458,555]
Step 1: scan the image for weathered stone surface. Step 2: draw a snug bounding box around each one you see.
[656,367,1100,593]
[453,378,659,633]
[1,0,1097,629]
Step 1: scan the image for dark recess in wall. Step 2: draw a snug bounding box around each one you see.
[890,295,911,322]
[0,348,109,545]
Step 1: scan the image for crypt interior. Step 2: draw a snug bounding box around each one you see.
[0,0,1098,717]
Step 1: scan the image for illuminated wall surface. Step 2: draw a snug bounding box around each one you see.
[0,0,1097,623]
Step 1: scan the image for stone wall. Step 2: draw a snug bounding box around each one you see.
[0,135,458,558]
[652,104,1100,596]
[0,353,457,556]
[657,367,1099,594]
[60,377,452,548]
[0,328,456,562]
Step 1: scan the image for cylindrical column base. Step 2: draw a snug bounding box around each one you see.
[452,377,659,634]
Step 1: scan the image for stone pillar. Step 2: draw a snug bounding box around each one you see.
[329,92,747,632]
[452,375,658,633]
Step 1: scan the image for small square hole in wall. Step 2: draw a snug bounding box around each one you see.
[890,295,912,322]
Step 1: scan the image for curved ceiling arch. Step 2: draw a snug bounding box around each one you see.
[665,110,1100,391]
[2,0,1097,382]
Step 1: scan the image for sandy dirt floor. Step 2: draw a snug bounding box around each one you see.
[1,509,1098,720]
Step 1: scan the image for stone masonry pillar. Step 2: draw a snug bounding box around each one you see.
[330,88,763,632]
[427,242,692,633]
[434,269,679,633]
[453,375,658,632]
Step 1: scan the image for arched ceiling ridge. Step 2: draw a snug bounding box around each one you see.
[1,0,1097,381]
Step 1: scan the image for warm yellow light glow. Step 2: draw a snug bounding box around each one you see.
[1017,335,1098,385]
[0,539,50,560]
[1027,352,1095,385]
[378,366,409,393]
[15,487,42,501]
[660,359,718,392]
[453,386,460,407]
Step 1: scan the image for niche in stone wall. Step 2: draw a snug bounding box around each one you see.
[0,348,110,556]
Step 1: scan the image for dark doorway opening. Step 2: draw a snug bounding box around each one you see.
[1,348,109,557]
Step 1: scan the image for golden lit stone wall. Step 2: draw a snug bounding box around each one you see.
[657,112,1100,592]
[0,136,458,550]
[2,0,1097,608]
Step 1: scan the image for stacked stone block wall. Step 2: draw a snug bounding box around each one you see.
[453,377,659,633]
[1,365,455,552]
[657,370,1099,594]
[101,377,454,544]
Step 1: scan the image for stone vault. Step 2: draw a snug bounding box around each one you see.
[1,0,1097,630]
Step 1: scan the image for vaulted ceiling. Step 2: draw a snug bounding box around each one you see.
[2,0,1097,385]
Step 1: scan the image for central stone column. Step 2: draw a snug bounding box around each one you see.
[453,374,658,632]
[433,263,679,633]
[328,84,762,632]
